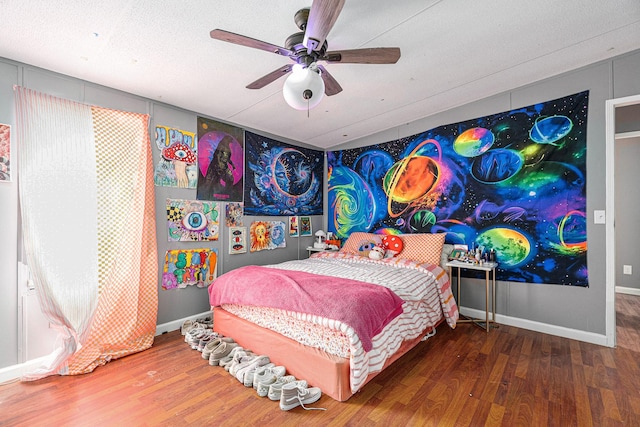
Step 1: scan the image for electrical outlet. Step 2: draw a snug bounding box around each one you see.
[623,265,632,275]
[594,210,606,224]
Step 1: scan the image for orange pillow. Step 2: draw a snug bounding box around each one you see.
[397,233,446,265]
[340,232,381,256]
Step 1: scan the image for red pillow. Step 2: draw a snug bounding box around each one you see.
[381,235,404,257]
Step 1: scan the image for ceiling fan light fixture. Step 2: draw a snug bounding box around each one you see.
[282,64,325,110]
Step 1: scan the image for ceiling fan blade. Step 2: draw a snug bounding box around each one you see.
[323,47,401,64]
[303,0,346,53]
[210,29,291,57]
[246,64,293,90]
[318,65,342,96]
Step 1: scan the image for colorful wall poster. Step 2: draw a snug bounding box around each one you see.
[250,220,287,252]
[196,117,244,202]
[162,248,218,290]
[229,226,247,254]
[289,216,299,237]
[299,216,312,236]
[167,198,219,241]
[244,131,323,215]
[225,202,244,227]
[0,123,10,182]
[154,125,197,188]
[328,91,589,286]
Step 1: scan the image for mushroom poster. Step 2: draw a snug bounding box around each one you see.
[154,125,197,188]
[196,117,244,202]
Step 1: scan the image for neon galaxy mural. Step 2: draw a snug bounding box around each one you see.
[244,131,324,216]
[328,91,589,286]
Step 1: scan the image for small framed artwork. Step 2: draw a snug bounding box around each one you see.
[289,216,299,237]
[229,226,247,254]
[299,216,312,236]
[449,249,465,260]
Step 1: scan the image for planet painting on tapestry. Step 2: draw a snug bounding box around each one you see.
[327,91,589,286]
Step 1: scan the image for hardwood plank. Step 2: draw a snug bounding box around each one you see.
[1,312,640,426]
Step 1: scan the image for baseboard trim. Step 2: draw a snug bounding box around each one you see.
[154,310,213,336]
[0,310,213,385]
[615,286,640,296]
[459,307,609,347]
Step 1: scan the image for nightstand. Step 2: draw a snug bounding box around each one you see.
[305,246,339,257]
[445,260,498,332]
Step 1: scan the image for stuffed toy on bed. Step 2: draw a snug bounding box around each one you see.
[368,244,386,260]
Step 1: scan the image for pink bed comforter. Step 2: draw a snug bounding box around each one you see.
[209,265,404,351]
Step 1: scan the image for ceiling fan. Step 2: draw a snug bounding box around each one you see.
[209,0,401,109]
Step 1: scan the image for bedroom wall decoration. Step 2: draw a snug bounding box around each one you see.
[153,125,197,188]
[289,216,299,237]
[327,91,589,286]
[244,131,323,216]
[250,220,287,252]
[225,202,244,227]
[0,123,10,182]
[162,248,218,290]
[196,117,244,202]
[166,198,219,241]
[229,226,248,254]
[299,216,312,236]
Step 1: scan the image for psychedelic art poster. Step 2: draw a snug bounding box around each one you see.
[244,131,323,215]
[196,117,244,202]
[328,91,589,286]
[154,125,197,188]
[250,220,286,252]
[166,198,219,241]
[162,248,218,289]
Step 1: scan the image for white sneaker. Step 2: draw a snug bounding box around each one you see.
[279,382,325,411]
[268,378,304,401]
[254,366,286,396]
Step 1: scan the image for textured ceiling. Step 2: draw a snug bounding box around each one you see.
[1,0,639,149]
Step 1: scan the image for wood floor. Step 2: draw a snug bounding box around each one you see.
[1,299,640,427]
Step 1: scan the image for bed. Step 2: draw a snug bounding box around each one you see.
[209,232,459,402]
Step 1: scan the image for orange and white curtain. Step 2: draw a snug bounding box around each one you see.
[15,87,158,379]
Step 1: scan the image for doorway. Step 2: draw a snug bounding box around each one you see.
[605,93,640,348]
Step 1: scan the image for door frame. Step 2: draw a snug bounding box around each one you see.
[605,93,640,348]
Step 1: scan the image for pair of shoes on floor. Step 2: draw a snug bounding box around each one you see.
[233,355,271,385]
[190,329,217,350]
[279,382,325,411]
[184,323,212,344]
[210,343,241,366]
[253,365,286,396]
[268,377,303,401]
[202,337,235,360]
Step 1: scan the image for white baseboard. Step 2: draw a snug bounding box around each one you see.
[459,307,609,347]
[0,356,50,385]
[615,286,640,296]
[0,310,213,385]
[154,310,213,336]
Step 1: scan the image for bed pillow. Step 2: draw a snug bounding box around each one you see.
[397,233,446,265]
[340,232,382,256]
[381,235,404,257]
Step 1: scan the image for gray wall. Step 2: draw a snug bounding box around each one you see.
[0,59,321,368]
[333,49,640,335]
[1,48,639,370]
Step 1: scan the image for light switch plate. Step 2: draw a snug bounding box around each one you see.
[594,210,606,224]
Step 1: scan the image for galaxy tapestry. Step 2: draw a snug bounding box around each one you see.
[244,131,323,216]
[328,91,589,286]
[196,118,244,202]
